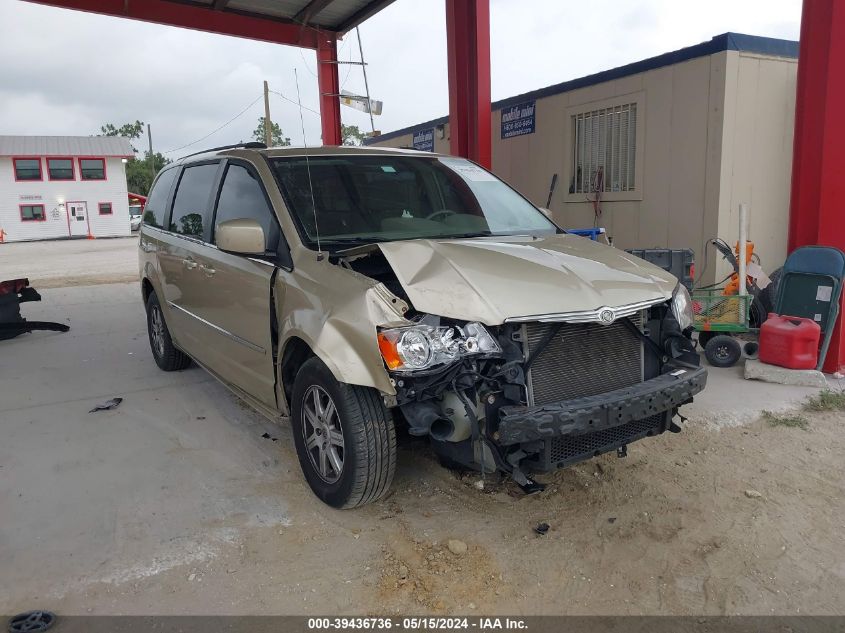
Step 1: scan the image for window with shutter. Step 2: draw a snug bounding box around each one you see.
[571,103,637,194]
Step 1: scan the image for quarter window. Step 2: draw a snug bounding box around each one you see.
[143,168,178,229]
[99,202,113,215]
[79,158,106,180]
[14,158,42,181]
[47,157,74,180]
[20,204,46,221]
[214,164,278,251]
[170,163,219,239]
[571,103,637,194]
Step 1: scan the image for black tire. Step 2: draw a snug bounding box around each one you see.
[291,357,396,509]
[704,334,742,368]
[145,291,192,371]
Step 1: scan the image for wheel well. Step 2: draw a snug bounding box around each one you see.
[141,277,154,304]
[281,337,315,402]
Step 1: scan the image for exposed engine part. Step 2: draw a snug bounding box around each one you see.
[430,391,474,442]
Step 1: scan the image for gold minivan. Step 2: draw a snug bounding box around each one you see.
[139,143,706,508]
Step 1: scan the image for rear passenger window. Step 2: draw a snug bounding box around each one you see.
[170,163,219,239]
[143,168,178,229]
[214,164,279,250]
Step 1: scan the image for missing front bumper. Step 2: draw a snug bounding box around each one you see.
[497,366,708,446]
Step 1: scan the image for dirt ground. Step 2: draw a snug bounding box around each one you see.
[1,241,844,617]
[47,409,845,616]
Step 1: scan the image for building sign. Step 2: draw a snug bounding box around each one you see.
[501,100,536,139]
[19,194,43,201]
[412,128,434,152]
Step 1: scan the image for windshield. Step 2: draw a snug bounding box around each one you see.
[270,155,557,248]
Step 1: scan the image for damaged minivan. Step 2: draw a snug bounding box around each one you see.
[139,144,706,508]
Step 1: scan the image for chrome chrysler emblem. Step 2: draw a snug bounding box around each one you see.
[598,308,615,325]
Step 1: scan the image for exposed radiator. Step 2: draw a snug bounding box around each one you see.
[523,316,644,406]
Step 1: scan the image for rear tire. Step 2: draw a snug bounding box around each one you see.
[291,357,396,509]
[704,334,742,368]
[145,291,191,371]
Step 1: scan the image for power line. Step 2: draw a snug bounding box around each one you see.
[268,88,320,116]
[161,95,263,155]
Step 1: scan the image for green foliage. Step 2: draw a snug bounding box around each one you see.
[762,410,809,430]
[125,151,170,196]
[803,389,845,412]
[101,120,145,140]
[253,117,290,147]
[342,124,366,146]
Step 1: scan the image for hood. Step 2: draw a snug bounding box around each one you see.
[375,234,678,325]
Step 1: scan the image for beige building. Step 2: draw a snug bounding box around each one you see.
[367,33,799,284]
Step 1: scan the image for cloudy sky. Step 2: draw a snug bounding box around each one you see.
[0,0,801,158]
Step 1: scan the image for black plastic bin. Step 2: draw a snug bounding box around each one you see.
[625,248,694,291]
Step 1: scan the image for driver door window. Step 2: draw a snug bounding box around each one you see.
[214,163,279,251]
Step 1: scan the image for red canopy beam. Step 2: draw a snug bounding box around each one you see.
[317,32,343,146]
[445,0,491,168]
[23,0,320,48]
[788,0,845,373]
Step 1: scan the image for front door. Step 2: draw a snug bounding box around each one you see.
[67,202,89,237]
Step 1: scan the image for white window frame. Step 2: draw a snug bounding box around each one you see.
[564,92,645,203]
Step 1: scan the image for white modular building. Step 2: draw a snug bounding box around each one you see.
[0,135,134,242]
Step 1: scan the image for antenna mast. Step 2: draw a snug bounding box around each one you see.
[293,68,322,261]
[355,27,376,135]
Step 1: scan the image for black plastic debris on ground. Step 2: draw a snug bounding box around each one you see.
[608,517,617,524]
[261,432,279,442]
[0,278,70,341]
[534,522,550,536]
[8,610,56,633]
[89,397,123,413]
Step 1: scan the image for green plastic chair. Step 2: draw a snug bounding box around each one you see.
[774,245,845,371]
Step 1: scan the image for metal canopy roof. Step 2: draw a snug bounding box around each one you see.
[23,0,396,41]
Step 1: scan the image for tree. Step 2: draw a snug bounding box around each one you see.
[252,117,290,147]
[342,124,366,146]
[100,120,145,151]
[126,151,170,196]
[99,120,170,195]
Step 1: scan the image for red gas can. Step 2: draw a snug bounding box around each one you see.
[758,313,821,370]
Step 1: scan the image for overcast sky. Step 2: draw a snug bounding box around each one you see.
[0,0,801,158]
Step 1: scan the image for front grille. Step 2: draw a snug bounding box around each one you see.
[524,317,643,406]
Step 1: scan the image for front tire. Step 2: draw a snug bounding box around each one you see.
[291,357,396,508]
[145,291,191,371]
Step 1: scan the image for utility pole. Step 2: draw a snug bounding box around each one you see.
[147,124,155,183]
[263,80,273,147]
[356,27,376,135]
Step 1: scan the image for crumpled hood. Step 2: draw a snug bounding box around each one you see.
[376,234,678,325]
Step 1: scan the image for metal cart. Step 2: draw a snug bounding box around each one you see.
[691,289,755,367]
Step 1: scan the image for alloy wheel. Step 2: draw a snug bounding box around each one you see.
[300,385,345,483]
[150,305,166,358]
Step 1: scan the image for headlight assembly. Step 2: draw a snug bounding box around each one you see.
[671,283,695,331]
[377,322,501,373]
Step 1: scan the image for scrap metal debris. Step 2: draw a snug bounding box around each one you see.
[261,432,279,442]
[0,279,69,341]
[89,397,123,413]
[8,610,56,633]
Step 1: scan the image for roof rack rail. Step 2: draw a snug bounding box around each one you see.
[180,141,267,160]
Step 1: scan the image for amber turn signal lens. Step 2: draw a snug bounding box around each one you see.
[377,332,403,370]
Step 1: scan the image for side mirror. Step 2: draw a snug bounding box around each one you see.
[539,207,553,219]
[216,219,266,255]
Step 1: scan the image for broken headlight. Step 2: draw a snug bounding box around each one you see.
[377,322,501,373]
[671,283,695,331]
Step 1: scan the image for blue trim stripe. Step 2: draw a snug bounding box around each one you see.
[365,32,799,145]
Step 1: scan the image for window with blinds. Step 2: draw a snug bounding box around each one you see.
[571,103,637,194]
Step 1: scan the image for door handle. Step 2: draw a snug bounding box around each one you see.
[182,258,198,270]
[200,264,216,277]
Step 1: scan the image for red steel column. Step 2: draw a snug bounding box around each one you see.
[788,0,845,372]
[317,31,342,146]
[445,0,491,168]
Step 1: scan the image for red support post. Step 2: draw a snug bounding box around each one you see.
[445,0,491,169]
[788,0,845,373]
[317,32,342,146]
